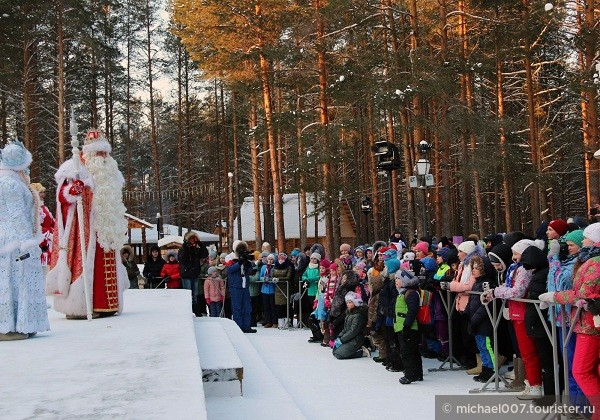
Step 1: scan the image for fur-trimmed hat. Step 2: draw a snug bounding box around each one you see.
[165,250,178,261]
[344,291,363,306]
[82,129,111,155]
[548,219,569,237]
[0,140,32,171]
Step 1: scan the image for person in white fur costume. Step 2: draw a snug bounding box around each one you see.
[46,129,128,319]
[0,140,50,340]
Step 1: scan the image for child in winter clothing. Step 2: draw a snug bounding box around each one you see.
[394,269,423,384]
[314,260,332,345]
[337,243,354,271]
[353,262,370,304]
[204,266,225,317]
[273,252,293,329]
[260,254,277,328]
[160,250,181,289]
[303,253,321,340]
[465,256,497,383]
[332,292,369,359]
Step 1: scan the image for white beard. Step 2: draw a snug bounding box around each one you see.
[85,154,127,251]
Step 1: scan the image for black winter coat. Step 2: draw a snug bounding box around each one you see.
[143,256,165,280]
[178,241,208,279]
[521,246,550,338]
[466,274,497,337]
[378,276,399,319]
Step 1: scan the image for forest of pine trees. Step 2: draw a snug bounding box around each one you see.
[0,0,598,256]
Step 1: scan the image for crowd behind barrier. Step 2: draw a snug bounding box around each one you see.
[127,223,600,418]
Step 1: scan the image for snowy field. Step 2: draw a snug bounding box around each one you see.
[0,290,538,420]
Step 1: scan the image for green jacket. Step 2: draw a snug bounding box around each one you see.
[394,291,419,333]
[301,266,320,297]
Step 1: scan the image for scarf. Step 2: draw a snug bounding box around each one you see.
[505,261,522,288]
[578,245,600,263]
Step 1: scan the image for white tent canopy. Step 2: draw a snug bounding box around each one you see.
[128,223,219,245]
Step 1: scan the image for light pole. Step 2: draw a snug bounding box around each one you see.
[372,140,401,235]
[361,195,372,244]
[410,141,434,238]
[156,212,163,240]
[227,172,234,250]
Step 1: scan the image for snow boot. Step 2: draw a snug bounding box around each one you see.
[509,357,526,391]
[467,354,482,375]
[474,366,494,383]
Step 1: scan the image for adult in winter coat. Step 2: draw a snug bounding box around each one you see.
[520,244,557,404]
[540,224,600,418]
[546,229,587,409]
[259,254,277,328]
[227,240,255,333]
[273,252,293,328]
[367,259,387,362]
[378,253,402,371]
[160,250,181,289]
[143,245,165,289]
[465,256,498,383]
[0,141,49,340]
[178,231,208,312]
[121,245,140,289]
[332,292,369,359]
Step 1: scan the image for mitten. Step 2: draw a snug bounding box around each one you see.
[539,301,550,310]
[69,180,85,195]
[538,292,556,303]
[333,338,342,349]
[548,239,561,257]
[575,299,588,310]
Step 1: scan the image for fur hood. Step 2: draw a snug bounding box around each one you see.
[120,245,135,262]
[184,231,200,242]
[165,250,178,262]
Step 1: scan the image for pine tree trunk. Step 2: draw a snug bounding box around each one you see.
[56,0,65,164]
[249,99,263,248]
[367,100,381,239]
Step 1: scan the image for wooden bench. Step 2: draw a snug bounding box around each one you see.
[194,319,244,395]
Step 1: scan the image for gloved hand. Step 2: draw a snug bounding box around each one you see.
[69,179,85,195]
[386,316,393,327]
[439,281,450,291]
[538,292,556,303]
[333,338,342,349]
[480,289,494,304]
[575,299,588,310]
[539,301,550,310]
[302,282,308,289]
[548,239,561,257]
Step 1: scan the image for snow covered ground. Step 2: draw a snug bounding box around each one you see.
[1,290,532,420]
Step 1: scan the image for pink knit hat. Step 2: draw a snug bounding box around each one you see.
[413,241,429,255]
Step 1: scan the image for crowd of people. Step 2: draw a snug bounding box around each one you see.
[129,222,600,416]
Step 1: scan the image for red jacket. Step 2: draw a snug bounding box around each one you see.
[161,262,181,289]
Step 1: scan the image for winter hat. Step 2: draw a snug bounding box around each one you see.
[564,229,584,248]
[290,248,301,258]
[208,250,217,260]
[344,291,363,307]
[207,266,218,275]
[354,262,366,272]
[0,140,32,171]
[488,243,513,272]
[395,269,419,287]
[548,219,569,237]
[166,250,178,261]
[511,239,545,256]
[583,224,600,244]
[320,258,331,268]
[402,252,415,261]
[278,252,288,259]
[328,262,338,271]
[340,243,352,253]
[220,253,227,259]
[413,241,429,255]
[355,245,366,256]
[260,251,270,259]
[384,256,400,275]
[457,241,477,255]
[267,253,276,262]
[82,129,111,155]
[310,252,322,261]
[503,231,529,248]
[436,247,452,262]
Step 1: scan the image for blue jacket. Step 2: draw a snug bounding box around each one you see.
[259,264,276,294]
[227,260,253,288]
[547,253,577,325]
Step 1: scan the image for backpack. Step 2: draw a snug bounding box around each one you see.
[416,289,432,325]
